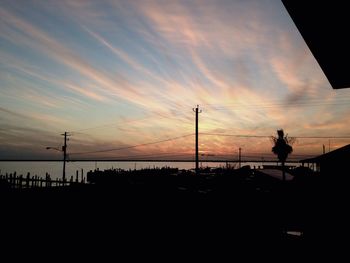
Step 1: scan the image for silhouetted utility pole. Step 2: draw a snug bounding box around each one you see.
[61,132,70,182]
[193,105,202,174]
[239,147,242,168]
[323,144,326,154]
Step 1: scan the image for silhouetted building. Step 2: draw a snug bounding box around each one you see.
[300,144,350,178]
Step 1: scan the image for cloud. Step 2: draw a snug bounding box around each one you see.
[85,28,169,85]
[0,106,28,119]
[1,1,350,159]
[0,7,157,109]
[63,83,108,102]
[270,29,332,102]
[0,104,70,132]
[0,123,62,159]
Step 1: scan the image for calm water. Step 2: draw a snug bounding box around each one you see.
[0,161,299,180]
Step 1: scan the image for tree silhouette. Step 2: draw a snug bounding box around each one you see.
[271,129,294,181]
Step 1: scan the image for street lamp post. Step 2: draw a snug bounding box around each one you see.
[46,131,70,182]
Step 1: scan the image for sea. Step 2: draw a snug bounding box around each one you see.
[0,161,301,180]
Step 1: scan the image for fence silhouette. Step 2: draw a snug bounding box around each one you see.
[0,171,86,189]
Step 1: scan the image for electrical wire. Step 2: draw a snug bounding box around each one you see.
[199,132,350,139]
[69,133,194,155]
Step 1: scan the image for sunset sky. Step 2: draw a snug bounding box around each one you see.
[1,0,350,160]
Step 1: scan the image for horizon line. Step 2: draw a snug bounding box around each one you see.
[0,159,301,163]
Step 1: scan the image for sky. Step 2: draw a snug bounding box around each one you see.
[1,0,350,160]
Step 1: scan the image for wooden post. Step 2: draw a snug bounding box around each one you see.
[26,173,30,188]
[193,105,201,175]
[14,172,17,188]
[9,174,13,188]
[45,173,48,187]
[19,175,23,189]
[76,170,79,183]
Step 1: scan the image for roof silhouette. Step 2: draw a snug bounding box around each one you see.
[282,1,350,89]
[301,144,350,163]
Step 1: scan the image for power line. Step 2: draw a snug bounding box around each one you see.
[207,102,350,111]
[69,133,194,155]
[66,97,350,134]
[201,97,350,107]
[199,99,350,112]
[200,133,269,138]
[199,132,350,139]
[71,98,350,135]
[84,152,194,160]
[68,133,349,157]
[293,136,350,139]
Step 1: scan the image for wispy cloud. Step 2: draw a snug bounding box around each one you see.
[1,1,350,159]
[0,106,28,119]
[0,7,153,108]
[0,105,70,130]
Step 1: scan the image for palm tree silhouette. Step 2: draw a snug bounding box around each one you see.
[271,129,293,181]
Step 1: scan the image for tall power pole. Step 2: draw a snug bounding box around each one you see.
[193,105,202,174]
[61,132,70,182]
[239,147,242,169]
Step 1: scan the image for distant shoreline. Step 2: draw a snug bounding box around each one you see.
[0,159,301,163]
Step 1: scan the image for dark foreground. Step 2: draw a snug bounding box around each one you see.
[1,167,348,258]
